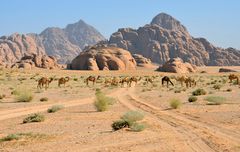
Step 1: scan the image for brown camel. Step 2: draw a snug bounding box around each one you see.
[111,77,120,86]
[120,77,131,87]
[129,76,141,87]
[37,77,53,90]
[145,77,154,84]
[229,74,239,84]
[162,76,174,88]
[85,76,100,86]
[58,77,70,87]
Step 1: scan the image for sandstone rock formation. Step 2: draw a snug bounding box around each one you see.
[219,68,237,73]
[157,58,197,74]
[11,53,61,70]
[109,13,240,66]
[0,20,105,65]
[132,54,152,67]
[68,45,137,71]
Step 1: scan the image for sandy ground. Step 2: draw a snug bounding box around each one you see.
[0,67,240,152]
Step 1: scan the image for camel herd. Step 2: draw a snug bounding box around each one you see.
[36,74,240,90]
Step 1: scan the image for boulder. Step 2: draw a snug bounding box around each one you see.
[132,54,152,67]
[69,46,137,71]
[219,68,237,73]
[157,58,197,73]
[11,53,61,69]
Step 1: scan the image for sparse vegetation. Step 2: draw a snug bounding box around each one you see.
[40,97,48,102]
[15,89,34,102]
[0,94,6,99]
[170,99,181,109]
[94,89,115,112]
[47,105,64,113]
[205,96,226,105]
[23,113,45,123]
[112,111,146,131]
[226,88,232,92]
[213,84,222,90]
[192,88,207,96]
[188,96,197,102]
[0,132,47,143]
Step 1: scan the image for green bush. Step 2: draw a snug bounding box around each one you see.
[23,113,45,123]
[130,123,146,132]
[170,99,181,109]
[205,96,226,105]
[47,105,64,113]
[40,97,48,102]
[192,88,207,96]
[111,120,129,131]
[188,96,197,102]
[213,84,222,90]
[15,89,33,102]
[94,90,115,112]
[0,134,20,142]
[112,111,146,132]
[121,111,144,126]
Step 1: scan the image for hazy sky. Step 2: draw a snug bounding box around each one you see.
[1,0,240,49]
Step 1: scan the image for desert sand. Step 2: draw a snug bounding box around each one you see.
[0,66,240,152]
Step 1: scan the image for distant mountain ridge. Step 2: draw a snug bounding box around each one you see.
[0,20,105,65]
[109,13,240,66]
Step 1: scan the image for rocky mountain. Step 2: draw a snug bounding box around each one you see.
[109,13,240,66]
[0,20,105,66]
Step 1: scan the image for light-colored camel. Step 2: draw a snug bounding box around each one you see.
[129,76,142,87]
[58,77,70,87]
[120,77,131,87]
[37,77,53,90]
[85,76,100,86]
[185,77,197,88]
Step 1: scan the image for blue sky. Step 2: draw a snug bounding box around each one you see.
[1,0,240,49]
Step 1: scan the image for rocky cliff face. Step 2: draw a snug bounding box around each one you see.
[0,20,105,65]
[109,13,240,66]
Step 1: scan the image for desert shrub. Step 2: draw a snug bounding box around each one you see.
[192,88,207,96]
[111,119,129,131]
[121,111,144,126]
[40,97,48,102]
[15,89,33,102]
[130,123,146,132]
[112,111,146,131]
[174,89,181,93]
[170,99,181,109]
[213,84,222,90]
[23,113,45,123]
[0,133,46,142]
[0,94,6,99]
[0,134,20,142]
[226,88,232,92]
[188,96,197,102]
[73,78,78,81]
[94,90,115,112]
[47,105,64,113]
[205,96,226,105]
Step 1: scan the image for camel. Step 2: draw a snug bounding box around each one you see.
[185,77,197,88]
[229,74,239,84]
[85,76,100,86]
[145,77,154,85]
[37,77,53,90]
[111,77,120,86]
[175,76,187,86]
[104,77,112,86]
[120,77,131,87]
[58,77,70,87]
[162,76,174,88]
[129,76,141,87]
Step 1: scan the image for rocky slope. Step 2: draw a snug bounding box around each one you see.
[109,13,240,66]
[0,20,105,65]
